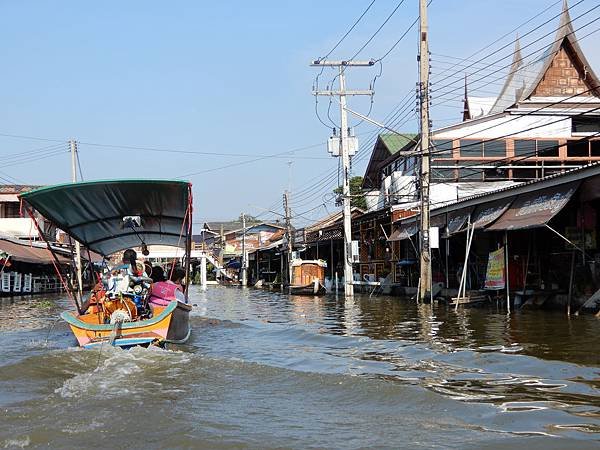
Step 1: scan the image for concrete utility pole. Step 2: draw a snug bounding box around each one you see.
[219,223,224,281]
[69,139,83,301]
[311,59,374,298]
[241,213,247,286]
[283,191,293,291]
[418,0,432,302]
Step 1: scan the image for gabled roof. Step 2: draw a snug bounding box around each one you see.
[488,0,600,115]
[489,36,527,114]
[522,0,600,99]
[363,133,418,189]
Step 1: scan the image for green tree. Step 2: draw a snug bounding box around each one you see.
[334,176,367,209]
[238,214,261,224]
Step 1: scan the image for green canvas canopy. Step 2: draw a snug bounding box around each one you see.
[20,179,192,256]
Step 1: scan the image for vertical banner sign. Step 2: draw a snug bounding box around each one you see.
[484,247,505,290]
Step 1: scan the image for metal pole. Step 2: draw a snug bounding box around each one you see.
[419,0,432,302]
[241,213,247,286]
[567,250,576,317]
[339,65,354,298]
[183,193,193,301]
[184,225,192,299]
[505,231,510,313]
[69,140,83,301]
[330,238,334,279]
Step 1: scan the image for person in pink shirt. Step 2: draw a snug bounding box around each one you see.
[148,266,187,308]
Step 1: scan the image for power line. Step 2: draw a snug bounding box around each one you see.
[78,140,328,160]
[319,0,377,60]
[348,0,407,61]
[0,132,65,143]
[431,2,598,100]
[429,0,565,82]
[375,0,434,63]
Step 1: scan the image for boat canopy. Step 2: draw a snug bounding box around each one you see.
[20,179,192,256]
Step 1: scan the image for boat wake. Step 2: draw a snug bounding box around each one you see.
[56,345,192,399]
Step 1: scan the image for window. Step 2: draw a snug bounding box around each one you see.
[484,168,507,180]
[1,202,20,218]
[572,116,600,133]
[484,140,506,157]
[405,157,416,175]
[567,140,589,157]
[432,139,453,158]
[538,140,560,157]
[460,140,483,157]
[431,161,455,180]
[511,162,538,180]
[457,167,483,180]
[514,140,536,157]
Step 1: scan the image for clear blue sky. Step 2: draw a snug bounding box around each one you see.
[0,1,597,227]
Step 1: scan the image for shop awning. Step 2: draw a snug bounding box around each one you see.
[0,239,70,264]
[446,208,473,235]
[471,199,513,229]
[431,213,446,229]
[389,213,445,241]
[487,181,580,231]
[388,222,418,241]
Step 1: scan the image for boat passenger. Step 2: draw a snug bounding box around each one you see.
[169,266,186,292]
[122,248,141,276]
[148,266,186,308]
[150,265,166,283]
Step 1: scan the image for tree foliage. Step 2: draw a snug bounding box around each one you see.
[334,176,367,209]
[238,214,261,224]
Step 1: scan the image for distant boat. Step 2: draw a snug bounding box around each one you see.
[20,179,194,349]
[289,259,327,296]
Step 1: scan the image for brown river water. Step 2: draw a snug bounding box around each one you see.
[0,286,598,449]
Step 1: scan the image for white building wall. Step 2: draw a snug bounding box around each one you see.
[434,114,572,140]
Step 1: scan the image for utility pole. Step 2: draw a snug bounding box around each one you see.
[219,223,224,280]
[241,213,247,286]
[283,191,293,291]
[311,59,374,298]
[69,139,83,301]
[418,0,432,302]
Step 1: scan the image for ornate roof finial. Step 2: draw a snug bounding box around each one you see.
[513,33,522,68]
[462,73,470,121]
[558,0,574,39]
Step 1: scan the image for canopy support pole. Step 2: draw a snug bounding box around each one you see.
[184,191,193,302]
[505,231,510,314]
[445,231,449,294]
[25,207,83,315]
[567,250,576,317]
[545,224,586,258]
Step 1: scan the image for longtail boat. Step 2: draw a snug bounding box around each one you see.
[20,179,194,349]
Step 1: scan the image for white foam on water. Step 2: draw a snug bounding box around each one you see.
[61,420,104,434]
[2,436,30,448]
[55,346,192,399]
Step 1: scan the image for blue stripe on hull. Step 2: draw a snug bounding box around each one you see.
[82,337,157,349]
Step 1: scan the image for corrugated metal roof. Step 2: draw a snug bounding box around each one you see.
[379,133,418,154]
[430,161,600,216]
